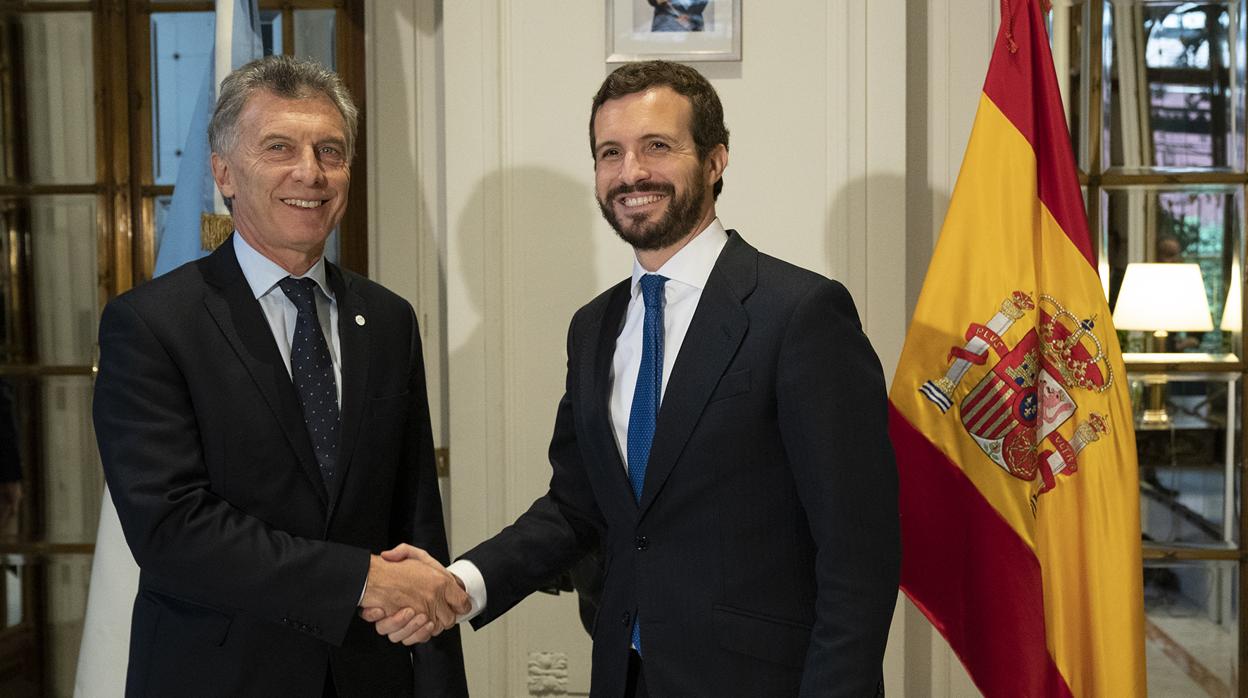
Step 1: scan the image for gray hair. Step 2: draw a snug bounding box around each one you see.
[208,55,359,160]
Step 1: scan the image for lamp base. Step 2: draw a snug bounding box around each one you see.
[1140,378,1170,428]
[1139,407,1172,427]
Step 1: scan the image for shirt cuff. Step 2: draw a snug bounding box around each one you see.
[447,558,487,623]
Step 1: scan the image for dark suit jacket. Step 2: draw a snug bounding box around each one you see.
[464,232,900,697]
[93,237,467,697]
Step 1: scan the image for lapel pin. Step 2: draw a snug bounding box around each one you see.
[355,314,366,326]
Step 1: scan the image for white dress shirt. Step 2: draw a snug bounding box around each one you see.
[609,219,728,469]
[233,233,342,406]
[449,219,730,622]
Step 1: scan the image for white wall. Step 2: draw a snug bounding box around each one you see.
[367,0,1000,694]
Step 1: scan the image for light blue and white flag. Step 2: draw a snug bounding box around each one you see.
[75,3,262,694]
[155,0,263,275]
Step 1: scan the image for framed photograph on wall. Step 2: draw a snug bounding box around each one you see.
[607,0,741,63]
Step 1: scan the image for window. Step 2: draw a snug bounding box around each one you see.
[1055,1,1246,693]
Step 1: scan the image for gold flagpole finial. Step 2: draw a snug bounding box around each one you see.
[200,213,233,252]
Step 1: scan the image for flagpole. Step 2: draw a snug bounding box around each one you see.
[212,0,232,217]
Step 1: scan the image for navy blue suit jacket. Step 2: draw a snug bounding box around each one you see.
[94,237,466,696]
[464,232,900,697]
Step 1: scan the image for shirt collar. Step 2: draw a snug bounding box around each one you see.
[630,218,729,297]
[232,233,334,301]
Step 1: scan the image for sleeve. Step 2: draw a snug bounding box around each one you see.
[92,295,369,645]
[776,280,900,697]
[446,559,487,621]
[460,313,606,628]
[389,307,468,696]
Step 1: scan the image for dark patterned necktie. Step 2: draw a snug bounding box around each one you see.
[626,273,667,656]
[278,277,340,485]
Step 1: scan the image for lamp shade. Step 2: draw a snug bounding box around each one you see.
[1112,262,1214,332]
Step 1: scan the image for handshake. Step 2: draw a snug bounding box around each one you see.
[358,543,471,645]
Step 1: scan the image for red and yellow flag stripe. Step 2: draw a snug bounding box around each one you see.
[890,1,1146,695]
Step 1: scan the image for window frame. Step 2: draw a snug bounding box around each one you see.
[1064,1,1248,693]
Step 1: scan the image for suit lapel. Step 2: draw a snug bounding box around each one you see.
[639,232,756,515]
[326,264,369,515]
[199,238,329,504]
[585,281,635,503]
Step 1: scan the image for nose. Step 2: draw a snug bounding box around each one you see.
[292,145,326,186]
[619,151,649,186]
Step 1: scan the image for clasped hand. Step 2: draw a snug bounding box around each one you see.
[358,543,470,645]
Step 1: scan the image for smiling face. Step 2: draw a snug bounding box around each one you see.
[210,90,350,275]
[593,86,726,268]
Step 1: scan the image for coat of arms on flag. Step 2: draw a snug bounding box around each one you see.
[919,291,1114,500]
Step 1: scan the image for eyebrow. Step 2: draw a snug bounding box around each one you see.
[595,133,676,151]
[258,132,346,145]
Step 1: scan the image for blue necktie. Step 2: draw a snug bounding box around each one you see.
[626,273,666,655]
[278,277,340,486]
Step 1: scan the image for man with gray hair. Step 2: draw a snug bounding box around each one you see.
[94,55,468,696]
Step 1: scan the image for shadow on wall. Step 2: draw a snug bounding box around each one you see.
[824,172,953,314]
[823,173,918,377]
[825,169,963,697]
[450,165,601,353]
[449,165,603,633]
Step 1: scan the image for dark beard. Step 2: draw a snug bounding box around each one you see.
[597,178,705,251]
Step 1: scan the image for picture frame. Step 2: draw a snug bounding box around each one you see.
[606,0,741,63]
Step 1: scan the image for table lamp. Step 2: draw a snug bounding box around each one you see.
[1112,262,1214,425]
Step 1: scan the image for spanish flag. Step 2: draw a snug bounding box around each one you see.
[889,0,1146,695]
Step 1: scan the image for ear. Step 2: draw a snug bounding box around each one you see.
[703,143,728,187]
[210,152,235,199]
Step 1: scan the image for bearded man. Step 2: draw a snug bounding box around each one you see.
[373,60,900,698]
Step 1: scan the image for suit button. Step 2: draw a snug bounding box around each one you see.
[634,536,648,551]
[621,611,631,626]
